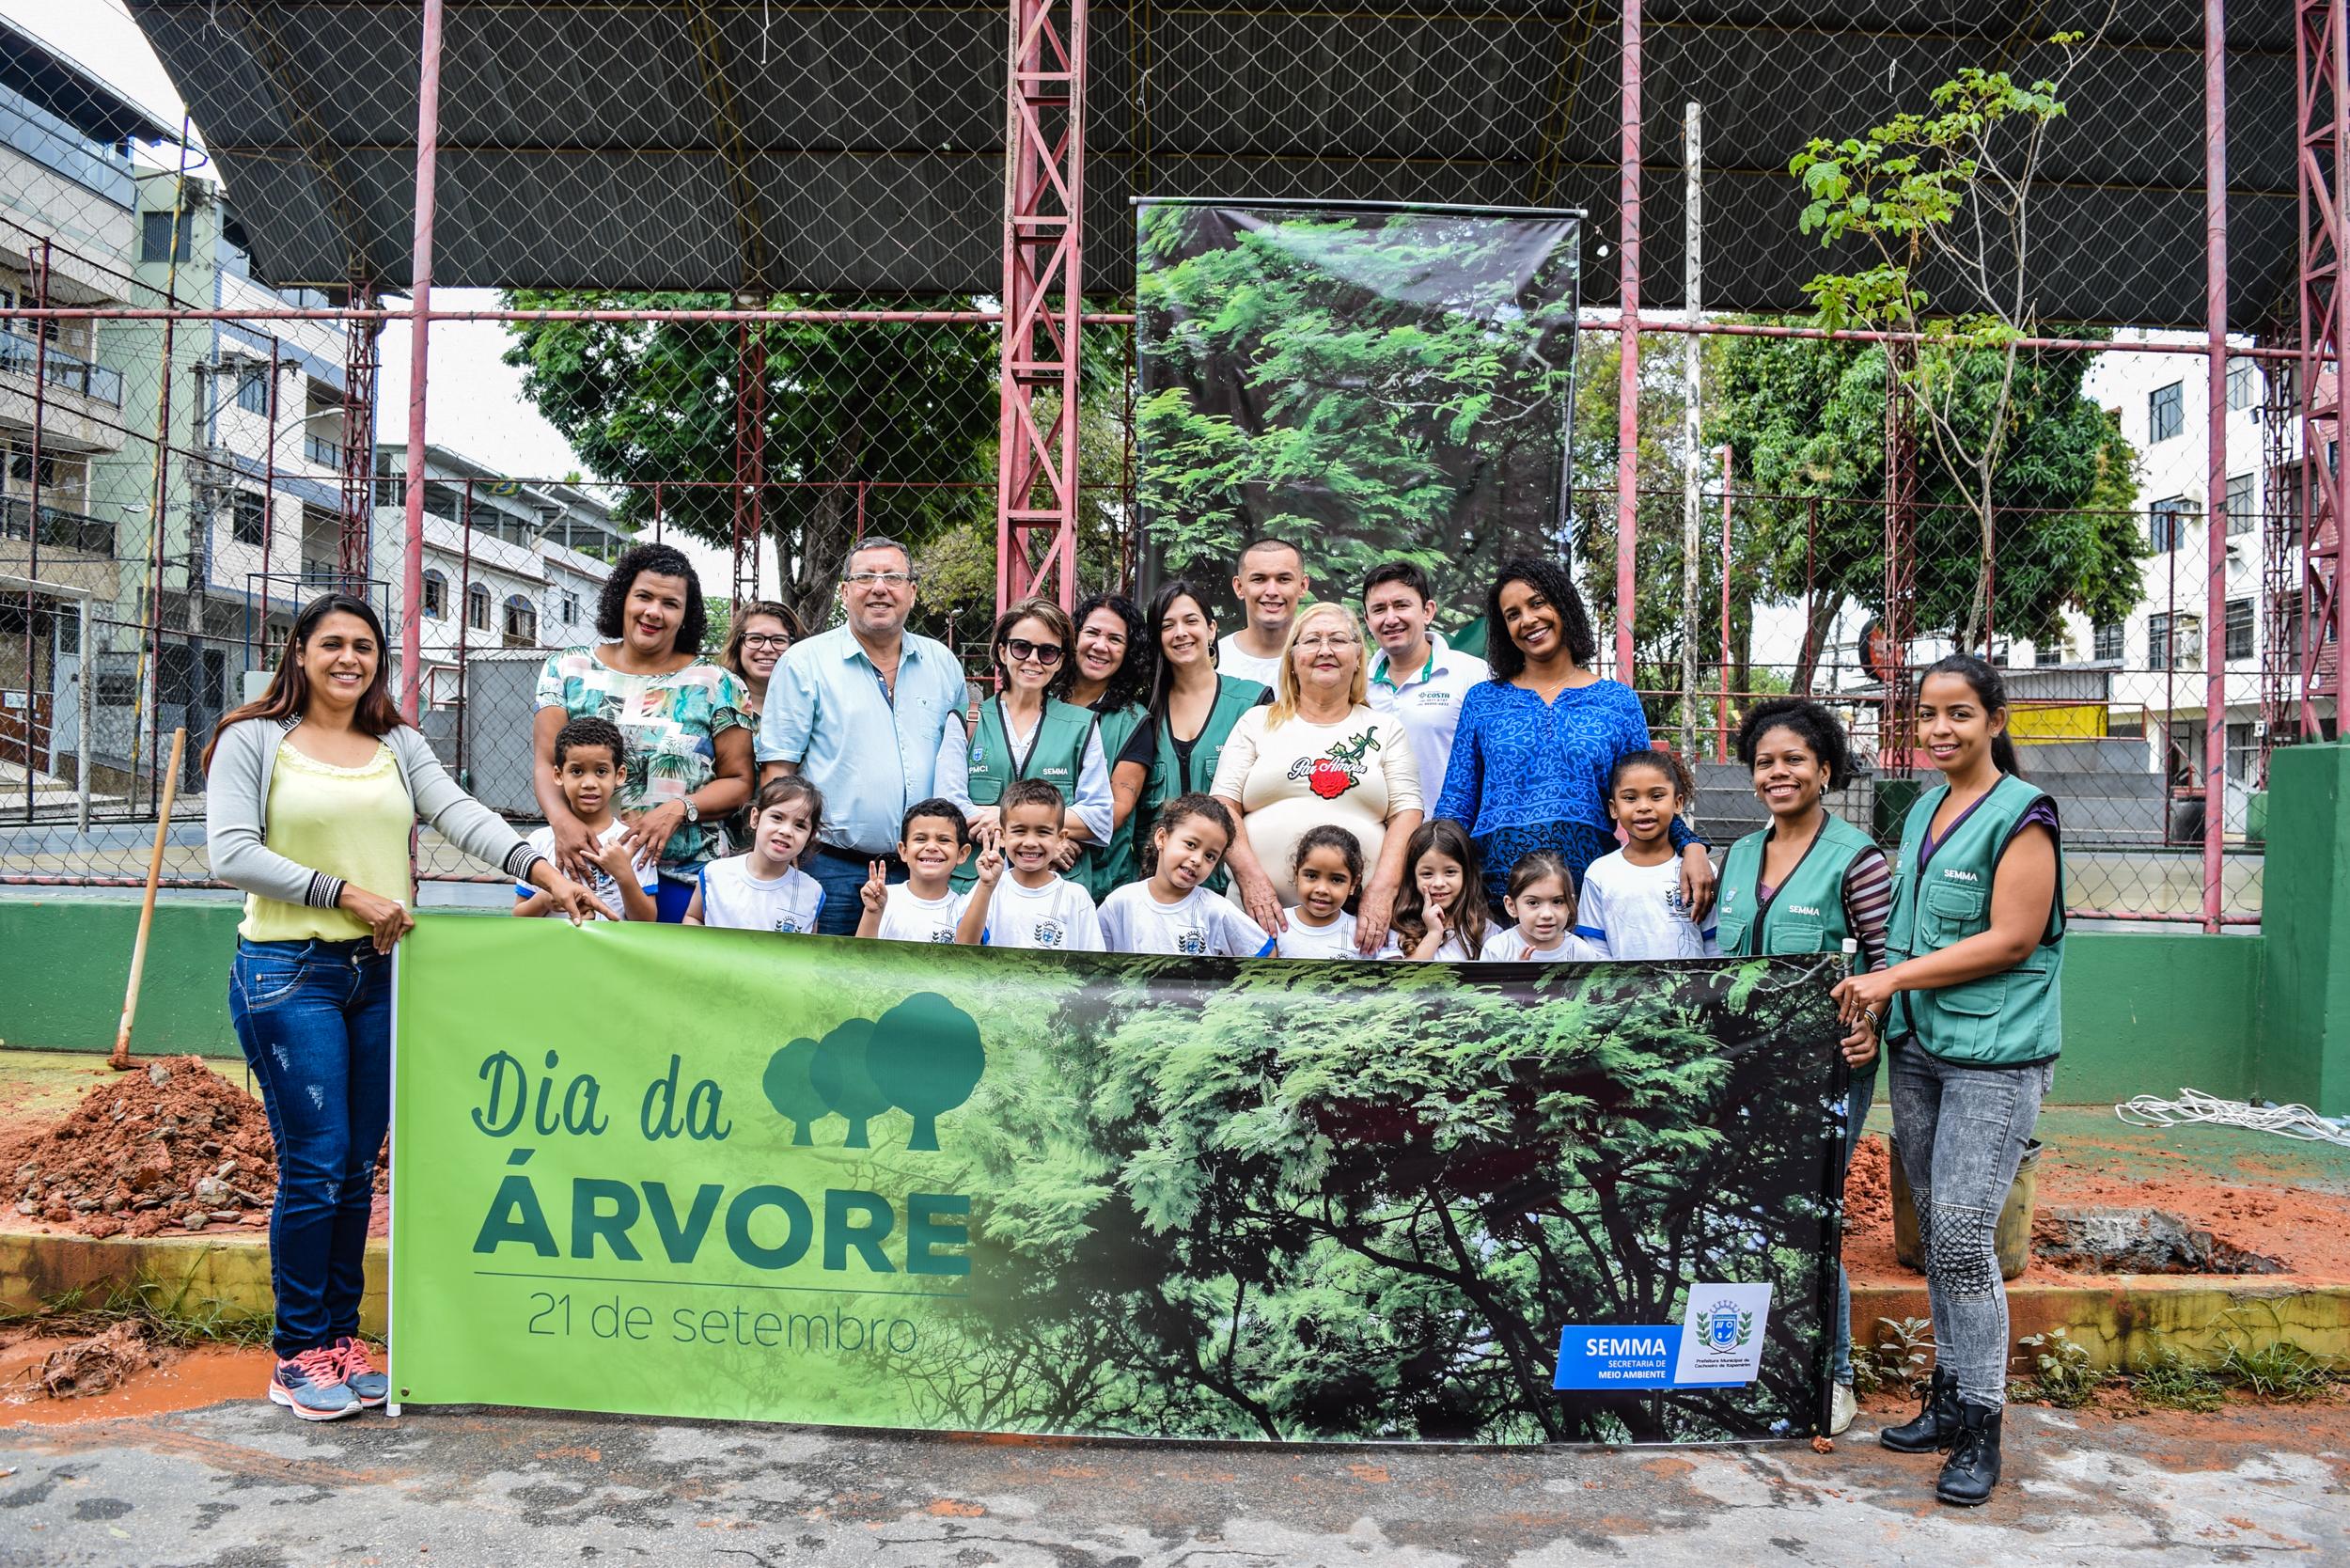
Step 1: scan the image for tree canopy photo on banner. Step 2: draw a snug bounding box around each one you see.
[390,918,1849,1445]
[1136,199,1583,635]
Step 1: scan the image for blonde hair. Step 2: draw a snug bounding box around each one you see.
[1267,602,1369,726]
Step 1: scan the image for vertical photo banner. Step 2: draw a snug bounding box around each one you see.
[1135,199,1583,636]
[391,918,1846,1444]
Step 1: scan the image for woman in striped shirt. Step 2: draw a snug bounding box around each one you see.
[1712,698,1890,1438]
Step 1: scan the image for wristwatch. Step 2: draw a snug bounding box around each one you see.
[682,797,700,824]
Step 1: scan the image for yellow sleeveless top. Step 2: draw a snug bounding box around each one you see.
[239,740,414,943]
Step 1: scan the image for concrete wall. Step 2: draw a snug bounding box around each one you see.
[0,896,2280,1101]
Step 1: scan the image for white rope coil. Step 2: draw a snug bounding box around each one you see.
[2115,1089,2350,1148]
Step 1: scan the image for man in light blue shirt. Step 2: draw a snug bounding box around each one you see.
[758,537,970,933]
[1362,560,1489,807]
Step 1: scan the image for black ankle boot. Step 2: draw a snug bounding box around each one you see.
[1879,1366,1962,1452]
[1935,1400,2003,1507]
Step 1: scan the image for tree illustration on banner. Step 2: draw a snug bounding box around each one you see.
[761,1036,828,1145]
[809,1017,890,1149]
[868,993,988,1152]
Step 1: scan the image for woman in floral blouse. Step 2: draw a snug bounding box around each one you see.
[531,543,753,921]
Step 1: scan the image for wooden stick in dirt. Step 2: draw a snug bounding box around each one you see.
[110,725,186,1072]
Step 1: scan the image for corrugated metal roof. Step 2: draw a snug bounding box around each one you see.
[125,1,2298,326]
[0,13,184,146]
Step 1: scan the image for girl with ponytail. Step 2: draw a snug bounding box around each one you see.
[1830,652,2064,1509]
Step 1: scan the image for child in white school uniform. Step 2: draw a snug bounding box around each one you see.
[1481,852,1603,963]
[683,776,825,933]
[1098,793,1274,957]
[1579,748,1719,959]
[1274,823,1397,959]
[1390,819,1492,961]
[856,797,980,944]
[961,778,1104,951]
[514,714,658,921]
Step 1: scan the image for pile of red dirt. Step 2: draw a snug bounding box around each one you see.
[0,1057,278,1240]
[1844,1134,1894,1234]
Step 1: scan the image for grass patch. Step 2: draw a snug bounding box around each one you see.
[2216,1341,2339,1403]
[2133,1348,2226,1412]
[0,1278,272,1350]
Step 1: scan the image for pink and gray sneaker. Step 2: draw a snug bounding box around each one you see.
[333,1335,388,1408]
[269,1346,360,1421]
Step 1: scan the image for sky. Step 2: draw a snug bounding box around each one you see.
[0,0,745,592]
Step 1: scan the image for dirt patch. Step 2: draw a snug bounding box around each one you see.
[0,1327,264,1426]
[2032,1206,2287,1276]
[1844,1134,1893,1234]
[4,1321,162,1401]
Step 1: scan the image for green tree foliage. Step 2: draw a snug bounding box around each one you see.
[761,1037,827,1146]
[918,955,1845,1443]
[500,292,999,631]
[1711,334,2141,677]
[1136,207,1579,626]
[866,993,986,1152]
[809,1016,889,1151]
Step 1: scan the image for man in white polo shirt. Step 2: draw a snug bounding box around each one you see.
[1361,560,1488,806]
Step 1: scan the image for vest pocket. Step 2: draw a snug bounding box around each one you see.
[1921,973,2004,1059]
[1920,881,1985,942]
[1715,910,1750,953]
[1774,916,1825,952]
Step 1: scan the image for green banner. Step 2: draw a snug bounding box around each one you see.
[391,917,1848,1444]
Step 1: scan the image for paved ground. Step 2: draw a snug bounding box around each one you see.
[5,1394,2345,1567]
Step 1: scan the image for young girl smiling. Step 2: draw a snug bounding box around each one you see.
[1392,820,1492,961]
[1273,825,1395,959]
[685,776,826,933]
[1578,749,1717,959]
[1481,853,1599,963]
[1098,794,1274,957]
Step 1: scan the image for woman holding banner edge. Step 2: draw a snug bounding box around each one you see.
[205,592,598,1422]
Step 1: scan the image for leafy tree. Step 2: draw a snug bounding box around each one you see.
[761,1036,827,1146]
[867,992,986,1152]
[1788,35,2114,648]
[809,1016,889,1150]
[501,292,999,631]
[1136,207,1579,627]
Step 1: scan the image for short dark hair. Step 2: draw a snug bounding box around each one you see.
[554,714,625,770]
[1484,557,1598,679]
[1144,792,1236,871]
[1735,698,1856,791]
[1361,560,1434,604]
[900,795,970,847]
[1606,747,1693,802]
[1292,823,1365,885]
[1234,536,1304,572]
[595,542,707,654]
[843,535,914,575]
[1506,850,1575,905]
[1000,777,1066,821]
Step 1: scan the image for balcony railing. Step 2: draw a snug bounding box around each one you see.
[0,331,124,408]
[0,494,115,557]
[305,433,344,469]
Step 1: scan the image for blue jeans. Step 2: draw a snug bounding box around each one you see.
[807,845,905,936]
[1832,1065,1878,1387]
[1888,1044,2053,1409]
[228,936,392,1358]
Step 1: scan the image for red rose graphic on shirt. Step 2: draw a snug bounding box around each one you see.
[1308,759,1349,799]
[1287,729,1383,801]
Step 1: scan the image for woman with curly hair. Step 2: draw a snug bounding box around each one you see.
[1062,592,1153,899]
[1431,557,1713,916]
[531,542,754,921]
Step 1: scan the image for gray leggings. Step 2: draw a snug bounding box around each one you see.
[1888,1045,2053,1409]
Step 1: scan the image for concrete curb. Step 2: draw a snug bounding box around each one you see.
[0,1229,386,1339]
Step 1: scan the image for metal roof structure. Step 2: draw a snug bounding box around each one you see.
[0,12,183,147]
[124,2,2297,326]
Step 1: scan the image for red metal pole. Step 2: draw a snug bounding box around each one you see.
[2202,0,2230,930]
[2332,0,2350,730]
[1611,0,1643,681]
[1717,444,1731,761]
[398,0,446,721]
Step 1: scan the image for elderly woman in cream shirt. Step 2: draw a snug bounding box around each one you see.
[1211,602,1422,955]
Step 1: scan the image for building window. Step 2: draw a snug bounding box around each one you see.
[2092,621,2123,662]
[2149,611,2202,672]
[2149,495,2198,553]
[230,492,266,546]
[2033,639,2063,666]
[422,570,446,619]
[502,594,538,649]
[2226,355,2261,412]
[467,583,491,633]
[141,210,194,262]
[235,369,268,415]
[2226,597,2255,662]
[2225,472,2256,537]
[2149,382,2185,443]
[561,590,579,626]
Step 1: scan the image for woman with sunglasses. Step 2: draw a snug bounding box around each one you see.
[935,596,1113,887]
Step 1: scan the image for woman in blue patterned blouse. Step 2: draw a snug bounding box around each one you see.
[1433,557,1716,917]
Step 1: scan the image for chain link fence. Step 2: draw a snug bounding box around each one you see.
[0,2,2328,929]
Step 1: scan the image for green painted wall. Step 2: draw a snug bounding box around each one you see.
[0,896,2281,1098]
[2260,743,2350,1115]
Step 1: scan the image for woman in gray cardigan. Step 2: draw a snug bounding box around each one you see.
[205,593,595,1421]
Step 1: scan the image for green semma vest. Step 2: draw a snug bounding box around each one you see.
[1716,811,1880,965]
[1136,674,1265,896]
[1884,773,2067,1068]
[951,697,1097,891]
[1074,701,1147,902]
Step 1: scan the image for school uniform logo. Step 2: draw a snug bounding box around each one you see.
[1177,929,1209,956]
[1031,918,1066,949]
[928,927,957,944]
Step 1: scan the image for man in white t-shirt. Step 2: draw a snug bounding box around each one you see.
[1361,560,1489,807]
[1215,537,1310,687]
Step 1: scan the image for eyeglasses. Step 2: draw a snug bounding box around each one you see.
[1003,637,1065,666]
[742,635,791,651]
[1294,634,1359,652]
[844,571,914,588]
